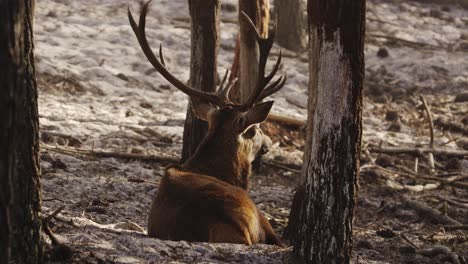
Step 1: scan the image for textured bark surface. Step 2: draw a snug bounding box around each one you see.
[0,0,43,263]
[287,0,366,263]
[238,0,269,103]
[181,0,220,162]
[274,0,307,52]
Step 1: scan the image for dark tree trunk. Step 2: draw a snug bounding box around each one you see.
[181,0,220,162]
[237,0,269,103]
[274,0,307,52]
[0,0,43,263]
[286,0,365,263]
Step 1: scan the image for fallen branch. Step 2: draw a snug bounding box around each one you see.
[440,225,468,231]
[41,144,179,164]
[417,245,460,264]
[435,117,468,136]
[367,33,445,50]
[365,164,468,190]
[401,195,461,225]
[370,146,468,157]
[423,195,468,210]
[386,179,439,192]
[267,113,306,128]
[55,215,146,235]
[418,175,468,190]
[263,160,302,174]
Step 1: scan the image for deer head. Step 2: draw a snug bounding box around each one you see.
[128,1,286,190]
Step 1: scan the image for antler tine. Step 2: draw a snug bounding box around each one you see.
[222,78,238,102]
[128,0,227,107]
[240,11,262,41]
[258,73,287,102]
[158,44,166,67]
[240,12,280,109]
[264,50,282,84]
[217,69,230,93]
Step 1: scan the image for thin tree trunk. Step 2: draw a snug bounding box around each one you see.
[181,0,220,162]
[287,0,366,263]
[274,0,307,52]
[0,0,43,263]
[237,0,269,103]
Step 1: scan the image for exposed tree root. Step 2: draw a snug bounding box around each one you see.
[401,195,461,225]
[42,206,74,261]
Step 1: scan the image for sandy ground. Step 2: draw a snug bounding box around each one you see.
[35,0,467,263]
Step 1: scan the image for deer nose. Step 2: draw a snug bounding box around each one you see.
[259,144,269,155]
[259,135,272,155]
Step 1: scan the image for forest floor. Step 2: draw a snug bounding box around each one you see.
[35,0,468,263]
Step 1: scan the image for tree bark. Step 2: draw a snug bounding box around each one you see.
[237,0,269,103]
[286,0,366,263]
[181,0,220,162]
[274,0,307,52]
[0,0,43,263]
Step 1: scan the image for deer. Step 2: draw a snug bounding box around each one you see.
[128,1,287,245]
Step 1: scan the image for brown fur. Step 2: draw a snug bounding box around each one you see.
[128,1,284,246]
[147,108,281,245]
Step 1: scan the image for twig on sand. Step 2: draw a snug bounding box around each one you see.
[400,233,419,249]
[420,95,436,173]
[417,245,461,264]
[401,195,461,225]
[41,144,179,164]
[420,96,435,149]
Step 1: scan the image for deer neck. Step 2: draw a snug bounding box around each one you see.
[181,133,251,190]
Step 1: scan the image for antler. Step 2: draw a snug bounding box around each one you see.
[129,1,285,113]
[240,12,287,109]
[128,0,233,108]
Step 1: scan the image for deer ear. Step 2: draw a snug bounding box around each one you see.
[190,99,217,122]
[239,101,273,131]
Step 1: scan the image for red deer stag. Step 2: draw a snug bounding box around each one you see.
[128,1,286,245]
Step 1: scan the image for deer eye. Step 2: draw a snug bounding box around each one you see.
[242,126,256,139]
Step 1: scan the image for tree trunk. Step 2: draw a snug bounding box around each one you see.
[237,0,269,103]
[0,0,43,263]
[274,0,307,52]
[286,0,365,263]
[181,0,220,162]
